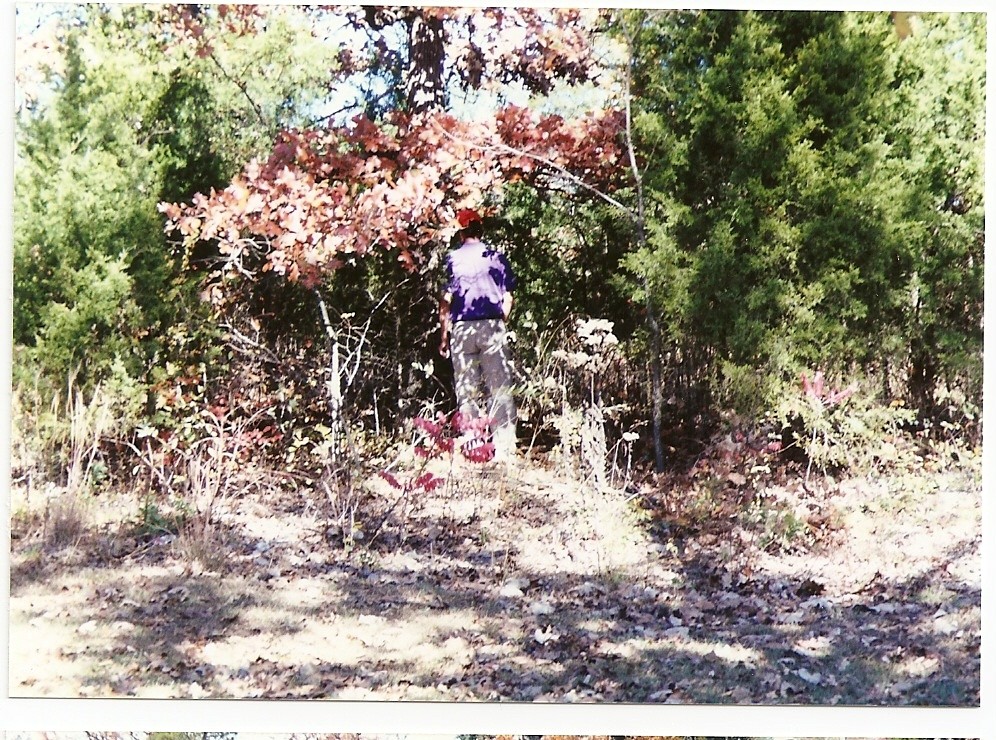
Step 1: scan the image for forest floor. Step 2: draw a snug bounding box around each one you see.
[7,438,982,704]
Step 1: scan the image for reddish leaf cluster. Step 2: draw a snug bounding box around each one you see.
[159,107,625,299]
[378,469,445,493]
[411,412,496,464]
[496,106,625,183]
[801,371,857,408]
[460,440,496,464]
[379,412,498,494]
[450,411,494,438]
[413,415,455,458]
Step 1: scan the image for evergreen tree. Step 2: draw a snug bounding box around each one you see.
[13,4,345,400]
[885,12,985,418]
[619,10,983,424]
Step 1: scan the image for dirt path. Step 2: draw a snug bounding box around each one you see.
[8,454,981,703]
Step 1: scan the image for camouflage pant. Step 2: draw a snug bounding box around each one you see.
[450,319,517,452]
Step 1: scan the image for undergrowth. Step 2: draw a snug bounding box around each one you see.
[9,352,980,579]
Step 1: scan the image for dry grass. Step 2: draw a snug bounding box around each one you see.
[42,490,91,549]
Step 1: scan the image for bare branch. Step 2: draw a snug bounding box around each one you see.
[208,48,269,130]
[220,320,282,365]
[430,117,636,222]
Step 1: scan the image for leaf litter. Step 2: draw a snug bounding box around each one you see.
[8,446,981,704]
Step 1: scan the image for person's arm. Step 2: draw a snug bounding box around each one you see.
[498,251,515,322]
[439,291,452,357]
[501,291,513,322]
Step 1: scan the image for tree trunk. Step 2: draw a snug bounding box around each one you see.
[316,289,344,461]
[621,23,666,473]
[404,10,447,113]
[909,334,937,419]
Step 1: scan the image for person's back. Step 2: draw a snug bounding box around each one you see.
[445,237,514,322]
[438,209,518,460]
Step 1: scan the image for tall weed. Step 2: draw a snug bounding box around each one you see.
[11,363,145,548]
[127,405,272,569]
[12,360,144,497]
[521,317,640,490]
[775,371,917,479]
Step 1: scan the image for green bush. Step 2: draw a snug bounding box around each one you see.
[712,360,772,420]
[30,254,145,389]
[775,370,917,477]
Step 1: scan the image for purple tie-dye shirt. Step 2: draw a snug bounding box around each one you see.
[445,238,517,322]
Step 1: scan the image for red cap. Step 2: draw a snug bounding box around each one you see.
[456,208,482,228]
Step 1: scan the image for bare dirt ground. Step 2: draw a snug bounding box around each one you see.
[8,446,981,704]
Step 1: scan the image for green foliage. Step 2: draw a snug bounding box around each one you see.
[743,497,808,554]
[13,5,353,495]
[136,496,188,538]
[616,9,983,442]
[14,9,199,398]
[885,13,985,415]
[13,5,983,493]
[151,70,228,205]
[713,361,771,420]
[629,11,900,367]
[13,131,166,353]
[496,183,637,338]
[30,254,143,385]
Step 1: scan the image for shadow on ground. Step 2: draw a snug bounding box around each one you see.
[8,464,981,704]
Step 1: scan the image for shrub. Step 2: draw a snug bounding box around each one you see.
[775,370,917,479]
[42,491,91,550]
[11,358,146,500]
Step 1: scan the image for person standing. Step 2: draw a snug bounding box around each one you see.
[438,208,518,460]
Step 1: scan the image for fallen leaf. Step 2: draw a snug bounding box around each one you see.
[529,600,555,616]
[534,626,560,644]
[797,668,822,684]
[797,578,824,598]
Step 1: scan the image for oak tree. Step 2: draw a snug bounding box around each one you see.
[161,6,628,448]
